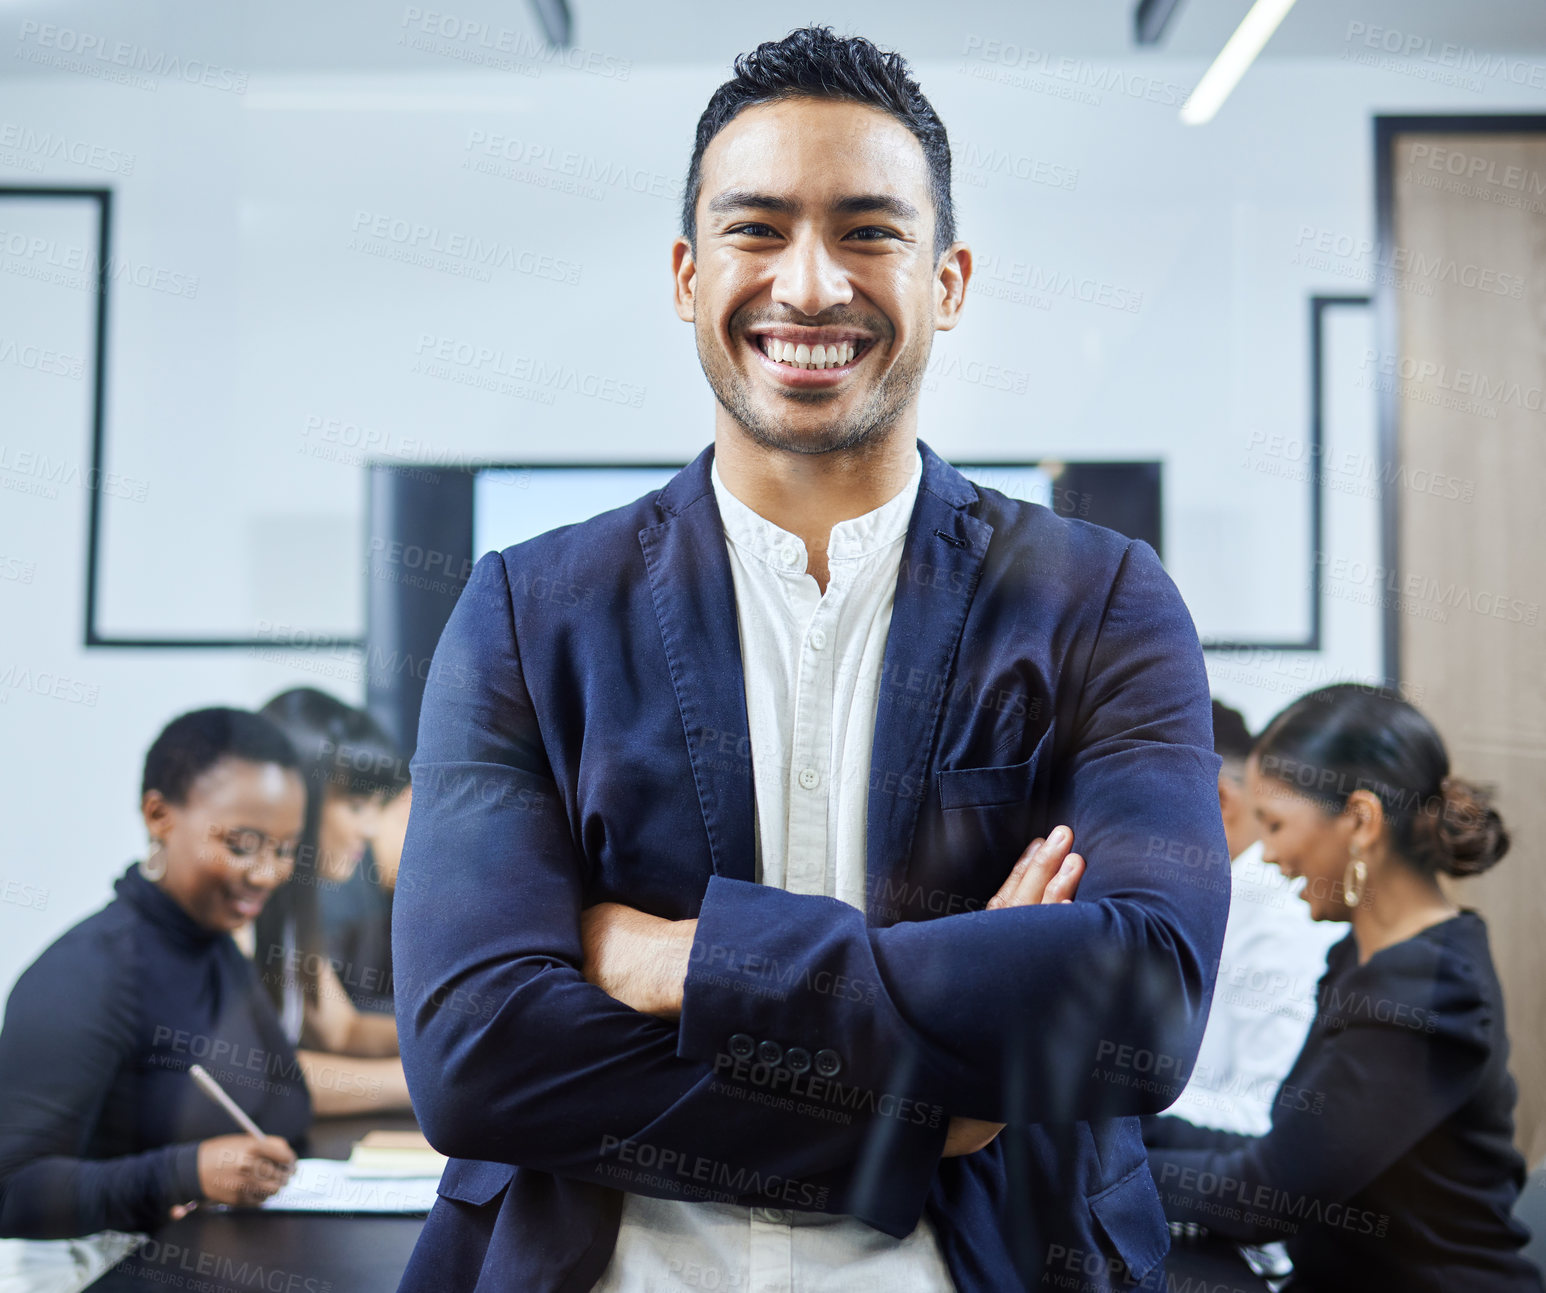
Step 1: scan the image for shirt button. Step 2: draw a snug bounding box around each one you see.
[814,1049,843,1078]
[809,628,828,650]
[780,546,802,568]
[757,1039,784,1066]
[785,1047,812,1075]
[753,1207,790,1225]
[729,1033,756,1061]
[798,767,819,791]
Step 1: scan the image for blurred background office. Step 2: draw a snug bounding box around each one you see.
[1,0,1543,1284]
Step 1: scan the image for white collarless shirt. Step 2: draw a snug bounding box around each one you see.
[592,448,955,1292]
[1162,840,1342,1135]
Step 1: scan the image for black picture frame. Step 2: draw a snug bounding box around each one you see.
[1201,292,1369,654]
[7,173,1348,658]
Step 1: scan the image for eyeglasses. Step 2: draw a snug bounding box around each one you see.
[216,827,299,875]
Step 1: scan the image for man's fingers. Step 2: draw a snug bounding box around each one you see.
[1041,853,1085,904]
[1002,826,1073,908]
[986,838,1044,909]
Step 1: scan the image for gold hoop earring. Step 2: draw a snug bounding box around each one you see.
[140,839,167,883]
[1343,846,1366,909]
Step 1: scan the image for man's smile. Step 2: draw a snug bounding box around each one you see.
[743,326,878,388]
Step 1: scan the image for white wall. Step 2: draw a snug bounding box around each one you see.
[4,46,1544,995]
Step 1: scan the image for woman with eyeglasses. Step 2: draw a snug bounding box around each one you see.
[0,708,310,1240]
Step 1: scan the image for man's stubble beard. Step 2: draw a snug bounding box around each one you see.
[696,315,931,457]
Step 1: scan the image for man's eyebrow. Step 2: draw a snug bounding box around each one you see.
[706,190,799,217]
[706,190,920,223]
[831,194,919,222]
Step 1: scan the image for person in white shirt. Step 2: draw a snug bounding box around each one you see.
[1159,701,1343,1136]
[393,23,1228,1293]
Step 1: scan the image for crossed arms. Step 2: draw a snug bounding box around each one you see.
[394,541,1229,1237]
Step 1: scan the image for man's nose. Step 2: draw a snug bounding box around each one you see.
[771,231,852,316]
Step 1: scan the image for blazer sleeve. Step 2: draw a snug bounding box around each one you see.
[676,538,1232,1123]
[0,932,202,1238]
[394,551,946,1240]
[1145,942,1494,1244]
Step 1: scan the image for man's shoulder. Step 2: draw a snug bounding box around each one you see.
[484,480,674,593]
[509,487,669,560]
[953,469,1148,609]
[941,456,1137,561]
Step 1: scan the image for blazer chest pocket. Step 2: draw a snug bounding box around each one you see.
[937,727,1051,811]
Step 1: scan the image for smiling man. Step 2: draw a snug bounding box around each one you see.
[394,26,1230,1293]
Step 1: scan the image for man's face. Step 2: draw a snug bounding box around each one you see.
[673,96,967,455]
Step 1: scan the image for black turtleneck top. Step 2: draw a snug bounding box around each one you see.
[0,864,311,1239]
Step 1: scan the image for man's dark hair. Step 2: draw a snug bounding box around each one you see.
[1212,699,1254,771]
[682,25,956,261]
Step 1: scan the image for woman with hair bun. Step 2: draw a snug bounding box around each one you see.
[1146,683,1541,1291]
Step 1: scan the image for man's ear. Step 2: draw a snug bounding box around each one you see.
[672,237,696,323]
[1218,773,1248,818]
[934,242,971,331]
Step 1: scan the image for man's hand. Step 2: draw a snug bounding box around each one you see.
[985,824,1084,910]
[943,826,1084,1158]
[581,903,698,1018]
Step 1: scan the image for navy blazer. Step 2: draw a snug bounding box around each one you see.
[393,441,1231,1292]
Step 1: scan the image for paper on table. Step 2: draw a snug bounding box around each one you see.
[260,1158,439,1214]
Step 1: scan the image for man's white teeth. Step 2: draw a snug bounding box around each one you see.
[759,337,857,369]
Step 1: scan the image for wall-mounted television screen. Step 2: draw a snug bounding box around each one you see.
[366,459,1161,753]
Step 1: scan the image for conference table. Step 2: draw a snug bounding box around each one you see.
[85,1114,425,1292]
[85,1115,1271,1291]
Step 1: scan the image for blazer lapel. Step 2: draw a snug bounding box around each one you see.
[865,441,992,925]
[638,446,757,885]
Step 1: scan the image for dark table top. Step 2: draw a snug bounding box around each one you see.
[84,1116,1272,1291]
[1163,1237,1276,1291]
[85,1114,426,1293]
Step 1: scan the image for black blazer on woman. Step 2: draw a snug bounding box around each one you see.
[1147,910,1541,1292]
[0,864,311,1238]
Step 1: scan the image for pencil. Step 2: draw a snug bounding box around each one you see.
[188,1063,265,1140]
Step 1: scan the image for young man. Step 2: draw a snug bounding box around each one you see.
[395,26,1229,1293]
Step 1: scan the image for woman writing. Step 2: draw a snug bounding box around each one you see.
[0,708,308,1238]
[1146,684,1540,1291]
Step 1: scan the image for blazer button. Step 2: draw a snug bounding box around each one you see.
[814,1049,842,1078]
[729,1034,756,1061]
[785,1047,812,1075]
[757,1039,783,1066]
